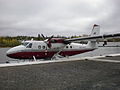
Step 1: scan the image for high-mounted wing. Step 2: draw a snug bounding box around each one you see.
[65,33,120,42]
[65,24,120,43]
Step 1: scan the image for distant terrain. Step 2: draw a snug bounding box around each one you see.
[0,35,120,47]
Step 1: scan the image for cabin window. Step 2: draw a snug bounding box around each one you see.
[70,46,72,48]
[38,45,41,49]
[43,46,46,49]
[66,46,68,48]
[26,43,32,48]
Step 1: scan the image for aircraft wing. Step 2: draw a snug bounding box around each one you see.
[65,33,120,42]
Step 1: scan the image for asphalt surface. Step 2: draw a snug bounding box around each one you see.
[0,59,120,90]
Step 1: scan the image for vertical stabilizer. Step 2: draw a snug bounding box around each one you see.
[87,24,100,48]
[91,24,100,36]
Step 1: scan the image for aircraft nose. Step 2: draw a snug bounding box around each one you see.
[6,45,25,58]
[6,47,17,58]
[6,49,13,57]
[6,49,10,55]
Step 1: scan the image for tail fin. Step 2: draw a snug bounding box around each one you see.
[87,24,100,48]
[90,24,100,36]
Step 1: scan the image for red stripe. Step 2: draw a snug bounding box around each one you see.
[7,49,94,59]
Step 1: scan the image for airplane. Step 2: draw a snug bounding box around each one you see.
[6,24,120,60]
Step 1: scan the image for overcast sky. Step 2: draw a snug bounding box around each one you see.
[0,0,120,36]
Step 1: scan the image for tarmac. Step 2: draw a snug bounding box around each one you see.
[0,54,120,90]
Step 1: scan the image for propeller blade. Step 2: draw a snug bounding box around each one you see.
[46,35,54,48]
[47,42,52,48]
[41,34,46,39]
[47,35,54,41]
[38,34,41,38]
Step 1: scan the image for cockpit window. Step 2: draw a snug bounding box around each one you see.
[21,42,29,46]
[26,43,32,48]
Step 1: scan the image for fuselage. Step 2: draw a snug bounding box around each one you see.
[6,40,95,59]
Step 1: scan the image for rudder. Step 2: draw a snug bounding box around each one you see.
[90,24,100,36]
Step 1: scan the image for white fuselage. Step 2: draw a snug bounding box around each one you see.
[6,40,96,59]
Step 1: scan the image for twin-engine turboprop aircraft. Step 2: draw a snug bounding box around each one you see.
[6,24,120,60]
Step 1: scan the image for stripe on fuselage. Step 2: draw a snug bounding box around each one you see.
[7,48,94,59]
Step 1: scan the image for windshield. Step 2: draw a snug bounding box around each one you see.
[26,43,32,48]
[21,42,29,46]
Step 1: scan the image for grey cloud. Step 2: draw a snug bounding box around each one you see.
[0,0,120,36]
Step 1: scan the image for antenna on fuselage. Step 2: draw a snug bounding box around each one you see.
[31,38,33,41]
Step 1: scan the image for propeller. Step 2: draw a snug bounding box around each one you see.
[37,34,46,40]
[46,35,54,48]
[39,34,70,48]
[40,34,54,48]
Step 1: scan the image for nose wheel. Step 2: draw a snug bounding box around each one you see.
[6,61,10,63]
